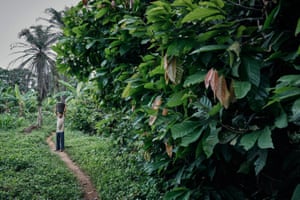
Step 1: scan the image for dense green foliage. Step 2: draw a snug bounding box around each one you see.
[0,68,36,93]
[0,80,37,117]
[0,127,82,199]
[54,0,300,199]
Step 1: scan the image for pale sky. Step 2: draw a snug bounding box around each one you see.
[0,0,79,69]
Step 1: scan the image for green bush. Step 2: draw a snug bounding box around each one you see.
[0,114,25,130]
[55,0,300,199]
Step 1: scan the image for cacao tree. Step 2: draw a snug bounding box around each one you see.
[55,0,300,199]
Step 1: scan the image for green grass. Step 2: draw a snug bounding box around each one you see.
[0,126,83,200]
[0,113,162,200]
[64,129,162,200]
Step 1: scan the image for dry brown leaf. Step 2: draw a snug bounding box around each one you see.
[111,0,116,8]
[205,68,233,109]
[164,55,170,84]
[152,96,162,110]
[164,142,173,158]
[216,76,231,109]
[164,55,183,85]
[162,108,168,116]
[166,57,177,84]
[149,115,157,126]
[82,0,88,5]
[204,68,214,89]
[211,70,219,99]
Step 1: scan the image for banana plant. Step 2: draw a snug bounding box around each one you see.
[14,84,25,116]
[0,86,17,113]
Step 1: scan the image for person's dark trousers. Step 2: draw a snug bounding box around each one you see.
[56,132,64,151]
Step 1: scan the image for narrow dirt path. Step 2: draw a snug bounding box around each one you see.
[47,132,100,200]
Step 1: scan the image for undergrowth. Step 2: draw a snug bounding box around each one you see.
[64,129,163,200]
[0,126,82,199]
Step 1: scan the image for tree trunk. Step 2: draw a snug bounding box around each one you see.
[37,105,43,127]
[19,102,24,117]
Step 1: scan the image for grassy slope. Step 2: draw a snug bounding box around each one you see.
[64,129,162,200]
[0,127,83,200]
[0,122,161,200]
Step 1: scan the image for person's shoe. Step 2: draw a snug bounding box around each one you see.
[60,149,64,152]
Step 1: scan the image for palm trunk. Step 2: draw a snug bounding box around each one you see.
[37,105,43,127]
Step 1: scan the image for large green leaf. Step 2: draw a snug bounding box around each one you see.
[254,150,268,175]
[146,1,171,23]
[182,7,224,23]
[240,131,260,151]
[232,80,251,99]
[208,103,222,116]
[295,18,300,36]
[149,65,164,77]
[257,127,274,149]
[274,87,300,101]
[202,123,220,158]
[211,0,225,8]
[171,121,200,139]
[183,71,206,87]
[191,44,228,54]
[277,75,300,87]
[58,80,76,94]
[197,30,220,43]
[266,86,300,107]
[167,41,182,56]
[164,187,191,200]
[275,106,288,128]
[172,0,197,10]
[291,99,300,125]
[240,127,274,150]
[238,161,251,174]
[241,56,261,87]
[167,91,186,107]
[167,39,194,56]
[219,131,237,144]
[180,126,206,147]
[292,184,300,200]
[95,7,109,20]
[263,4,280,30]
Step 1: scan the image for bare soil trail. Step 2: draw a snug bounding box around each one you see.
[47,132,100,200]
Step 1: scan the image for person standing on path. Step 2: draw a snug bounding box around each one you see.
[56,101,66,152]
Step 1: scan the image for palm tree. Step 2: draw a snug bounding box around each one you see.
[38,8,65,36]
[38,8,70,100]
[10,25,58,127]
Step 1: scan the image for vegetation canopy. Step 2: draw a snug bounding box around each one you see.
[52,0,300,199]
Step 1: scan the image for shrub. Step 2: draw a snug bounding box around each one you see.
[0,114,24,130]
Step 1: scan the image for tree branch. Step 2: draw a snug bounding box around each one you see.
[224,0,262,11]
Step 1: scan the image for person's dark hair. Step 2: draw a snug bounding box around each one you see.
[57,112,63,118]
